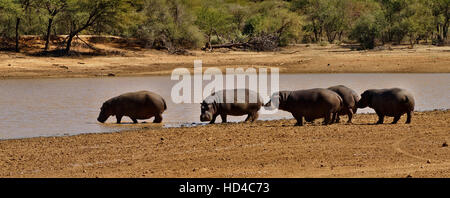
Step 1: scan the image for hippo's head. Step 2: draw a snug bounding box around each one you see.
[356,90,373,109]
[200,101,217,122]
[97,101,113,123]
[351,91,361,113]
[264,91,289,111]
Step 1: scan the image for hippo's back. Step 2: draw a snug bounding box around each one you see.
[113,91,166,115]
[288,88,342,118]
[328,85,358,114]
[374,88,415,115]
[210,89,262,115]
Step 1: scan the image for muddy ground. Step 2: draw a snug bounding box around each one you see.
[0,110,448,178]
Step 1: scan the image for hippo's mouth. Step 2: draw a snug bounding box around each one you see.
[200,114,212,122]
[97,117,107,123]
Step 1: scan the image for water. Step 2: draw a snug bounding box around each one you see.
[0,73,448,139]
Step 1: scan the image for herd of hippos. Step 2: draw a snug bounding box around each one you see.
[97,85,415,126]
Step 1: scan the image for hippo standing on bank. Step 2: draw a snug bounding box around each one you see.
[265,88,343,126]
[200,89,263,124]
[327,85,360,123]
[357,88,415,124]
[97,90,167,124]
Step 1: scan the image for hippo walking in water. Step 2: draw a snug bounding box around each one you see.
[357,88,415,124]
[265,88,343,126]
[97,90,167,124]
[200,89,263,124]
[327,85,360,123]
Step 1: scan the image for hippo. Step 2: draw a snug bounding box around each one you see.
[97,90,167,124]
[265,88,343,126]
[200,89,263,124]
[356,88,415,124]
[327,85,360,123]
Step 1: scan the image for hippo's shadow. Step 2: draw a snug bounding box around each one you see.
[352,122,405,126]
[100,121,157,125]
[352,123,379,126]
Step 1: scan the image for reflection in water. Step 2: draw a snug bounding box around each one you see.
[0,74,448,139]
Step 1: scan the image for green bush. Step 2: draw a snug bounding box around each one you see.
[349,14,381,49]
[243,1,302,47]
[135,0,204,50]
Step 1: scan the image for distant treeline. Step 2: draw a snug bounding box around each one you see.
[0,0,448,54]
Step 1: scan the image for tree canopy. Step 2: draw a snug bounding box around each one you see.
[0,0,448,53]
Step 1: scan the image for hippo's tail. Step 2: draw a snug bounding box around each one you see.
[403,95,415,111]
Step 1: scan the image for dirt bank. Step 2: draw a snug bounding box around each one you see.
[0,110,448,178]
[1,44,449,79]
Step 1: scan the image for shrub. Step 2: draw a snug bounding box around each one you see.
[349,14,382,49]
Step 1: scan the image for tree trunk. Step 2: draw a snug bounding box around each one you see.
[443,17,449,43]
[65,34,75,54]
[44,17,54,51]
[312,20,318,43]
[207,35,212,51]
[15,17,21,52]
[318,27,323,42]
[436,23,443,44]
[313,29,319,43]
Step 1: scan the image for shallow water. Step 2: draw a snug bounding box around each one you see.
[0,73,448,139]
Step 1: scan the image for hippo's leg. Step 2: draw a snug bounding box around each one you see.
[220,114,227,123]
[323,113,332,125]
[331,112,337,124]
[209,114,218,124]
[406,111,412,124]
[376,112,384,124]
[347,108,353,123]
[245,112,259,122]
[251,112,259,122]
[131,118,138,123]
[116,115,123,124]
[244,114,251,122]
[335,114,341,123]
[153,114,163,123]
[391,115,401,124]
[294,114,303,126]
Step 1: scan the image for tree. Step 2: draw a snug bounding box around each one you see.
[134,0,204,52]
[401,0,433,47]
[195,4,230,47]
[291,0,328,42]
[243,0,302,47]
[58,0,133,54]
[225,3,251,43]
[350,12,383,49]
[11,0,31,52]
[429,0,449,44]
[195,5,231,50]
[322,0,349,43]
[42,0,66,51]
[0,0,19,40]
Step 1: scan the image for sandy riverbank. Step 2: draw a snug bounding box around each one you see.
[0,110,448,178]
[1,44,449,79]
